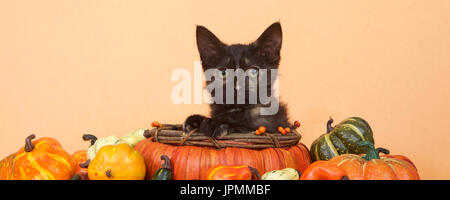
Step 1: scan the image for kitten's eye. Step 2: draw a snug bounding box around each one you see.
[218,69,228,78]
[247,68,258,78]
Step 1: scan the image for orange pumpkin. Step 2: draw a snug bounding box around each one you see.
[88,143,146,180]
[0,154,16,180]
[0,134,76,180]
[300,141,420,180]
[135,138,311,180]
[207,165,260,180]
[71,150,89,180]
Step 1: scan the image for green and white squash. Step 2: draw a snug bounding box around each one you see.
[120,128,148,147]
[310,117,374,161]
[261,168,301,180]
[79,128,149,168]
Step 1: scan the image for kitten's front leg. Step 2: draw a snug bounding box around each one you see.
[183,114,207,133]
[183,114,230,137]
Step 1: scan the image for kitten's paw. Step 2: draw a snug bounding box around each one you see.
[183,114,207,133]
[212,124,230,138]
[183,115,230,138]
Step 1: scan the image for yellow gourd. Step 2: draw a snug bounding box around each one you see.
[88,143,146,180]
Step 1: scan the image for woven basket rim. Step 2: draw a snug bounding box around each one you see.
[145,124,302,149]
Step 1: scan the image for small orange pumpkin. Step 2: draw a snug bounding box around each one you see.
[206,165,260,180]
[88,143,146,180]
[71,150,89,180]
[0,134,76,180]
[300,141,420,180]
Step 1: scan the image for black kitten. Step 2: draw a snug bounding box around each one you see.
[183,22,291,137]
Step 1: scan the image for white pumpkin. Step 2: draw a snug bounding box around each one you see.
[261,168,300,180]
[120,128,147,147]
[85,128,148,161]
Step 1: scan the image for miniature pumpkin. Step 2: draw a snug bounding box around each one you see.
[0,134,76,180]
[88,143,146,180]
[151,155,173,180]
[261,168,301,180]
[0,154,17,180]
[135,139,311,180]
[310,117,374,161]
[300,141,420,180]
[206,165,260,180]
[71,150,88,180]
[85,134,124,162]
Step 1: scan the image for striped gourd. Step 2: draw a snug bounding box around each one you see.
[310,117,374,161]
[151,155,173,180]
[0,134,76,180]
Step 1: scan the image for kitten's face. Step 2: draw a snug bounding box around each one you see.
[196,22,282,105]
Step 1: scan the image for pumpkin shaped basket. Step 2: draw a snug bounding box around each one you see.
[135,123,312,180]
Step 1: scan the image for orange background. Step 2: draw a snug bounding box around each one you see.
[0,0,449,179]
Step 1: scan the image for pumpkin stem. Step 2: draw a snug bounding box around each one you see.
[143,129,151,139]
[341,176,350,180]
[24,134,36,152]
[248,166,261,180]
[79,159,90,168]
[357,141,380,161]
[160,155,171,170]
[71,174,81,180]
[326,117,334,133]
[82,134,97,146]
[376,147,390,155]
[295,169,302,178]
[106,169,112,178]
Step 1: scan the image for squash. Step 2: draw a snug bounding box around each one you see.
[0,154,17,180]
[310,117,374,161]
[80,129,149,168]
[300,141,420,180]
[261,168,301,180]
[120,128,148,147]
[85,134,124,162]
[135,139,311,180]
[71,150,88,180]
[0,134,76,180]
[151,155,173,180]
[299,161,348,180]
[88,143,146,180]
[206,165,260,180]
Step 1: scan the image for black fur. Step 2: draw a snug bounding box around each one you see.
[183,22,291,137]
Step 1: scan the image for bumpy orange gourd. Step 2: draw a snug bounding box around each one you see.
[88,143,146,180]
[135,138,311,180]
[0,134,76,180]
[0,154,16,180]
[207,165,260,180]
[71,150,88,180]
[300,141,420,180]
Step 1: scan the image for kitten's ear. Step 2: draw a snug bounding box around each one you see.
[253,22,282,62]
[196,25,224,64]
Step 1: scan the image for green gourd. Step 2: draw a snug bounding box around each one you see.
[151,155,173,180]
[310,117,374,161]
